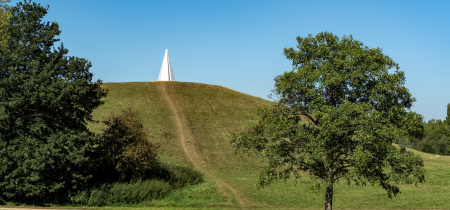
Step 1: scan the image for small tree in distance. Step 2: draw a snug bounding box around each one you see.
[232,32,425,210]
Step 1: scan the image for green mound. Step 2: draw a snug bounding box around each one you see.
[88,82,450,209]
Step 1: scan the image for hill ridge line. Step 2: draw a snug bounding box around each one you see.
[159,82,246,208]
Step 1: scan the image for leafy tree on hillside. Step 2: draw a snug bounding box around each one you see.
[232,32,425,210]
[98,108,161,182]
[0,0,107,203]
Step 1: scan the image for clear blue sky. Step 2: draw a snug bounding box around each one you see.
[10,0,450,121]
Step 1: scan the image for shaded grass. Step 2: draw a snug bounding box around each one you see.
[71,179,172,206]
[2,183,233,210]
[65,180,230,209]
[85,82,450,209]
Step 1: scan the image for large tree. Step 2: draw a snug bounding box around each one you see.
[0,0,107,203]
[232,32,425,210]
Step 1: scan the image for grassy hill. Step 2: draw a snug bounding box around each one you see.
[88,82,450,209]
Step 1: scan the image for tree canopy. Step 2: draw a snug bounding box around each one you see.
[232,32,425,210]
[99,108,161,182]
[0,0,107,203]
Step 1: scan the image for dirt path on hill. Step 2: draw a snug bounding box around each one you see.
[159,82,246,208]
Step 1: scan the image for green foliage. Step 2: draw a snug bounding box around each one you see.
[232,32,425,210]
[411,119,450,155]
[98,107,161,182]
[0,0,107,203]
[421,119,450,155]
[95,106,203,185]
[397,104,450,155]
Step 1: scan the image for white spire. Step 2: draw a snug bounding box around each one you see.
[158,49,175,81]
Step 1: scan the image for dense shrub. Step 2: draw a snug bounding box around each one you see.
[95,107,203,183]
[97,108,161,182]
[0,131,100,204]
[149,163,204,188]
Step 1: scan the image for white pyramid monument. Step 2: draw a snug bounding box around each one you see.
[158,49,175,81]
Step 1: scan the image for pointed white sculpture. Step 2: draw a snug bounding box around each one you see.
[158,49,175,81]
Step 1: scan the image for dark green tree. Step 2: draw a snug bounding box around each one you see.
[415,117,450,155]
[99,108,161,182]
[0,0,107,203]
[232,32,425,210]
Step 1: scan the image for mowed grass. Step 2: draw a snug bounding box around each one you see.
[88,82,450,209]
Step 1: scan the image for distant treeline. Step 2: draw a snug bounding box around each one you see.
[398,104,450,155]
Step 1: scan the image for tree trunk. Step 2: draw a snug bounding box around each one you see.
[325,184,333,210]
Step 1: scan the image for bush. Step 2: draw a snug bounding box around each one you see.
[0,131,100,204]
[421,144,436,154]
[149,163,204,188]
[97,107,161,182]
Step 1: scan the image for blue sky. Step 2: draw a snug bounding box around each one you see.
[10,0,450,121]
